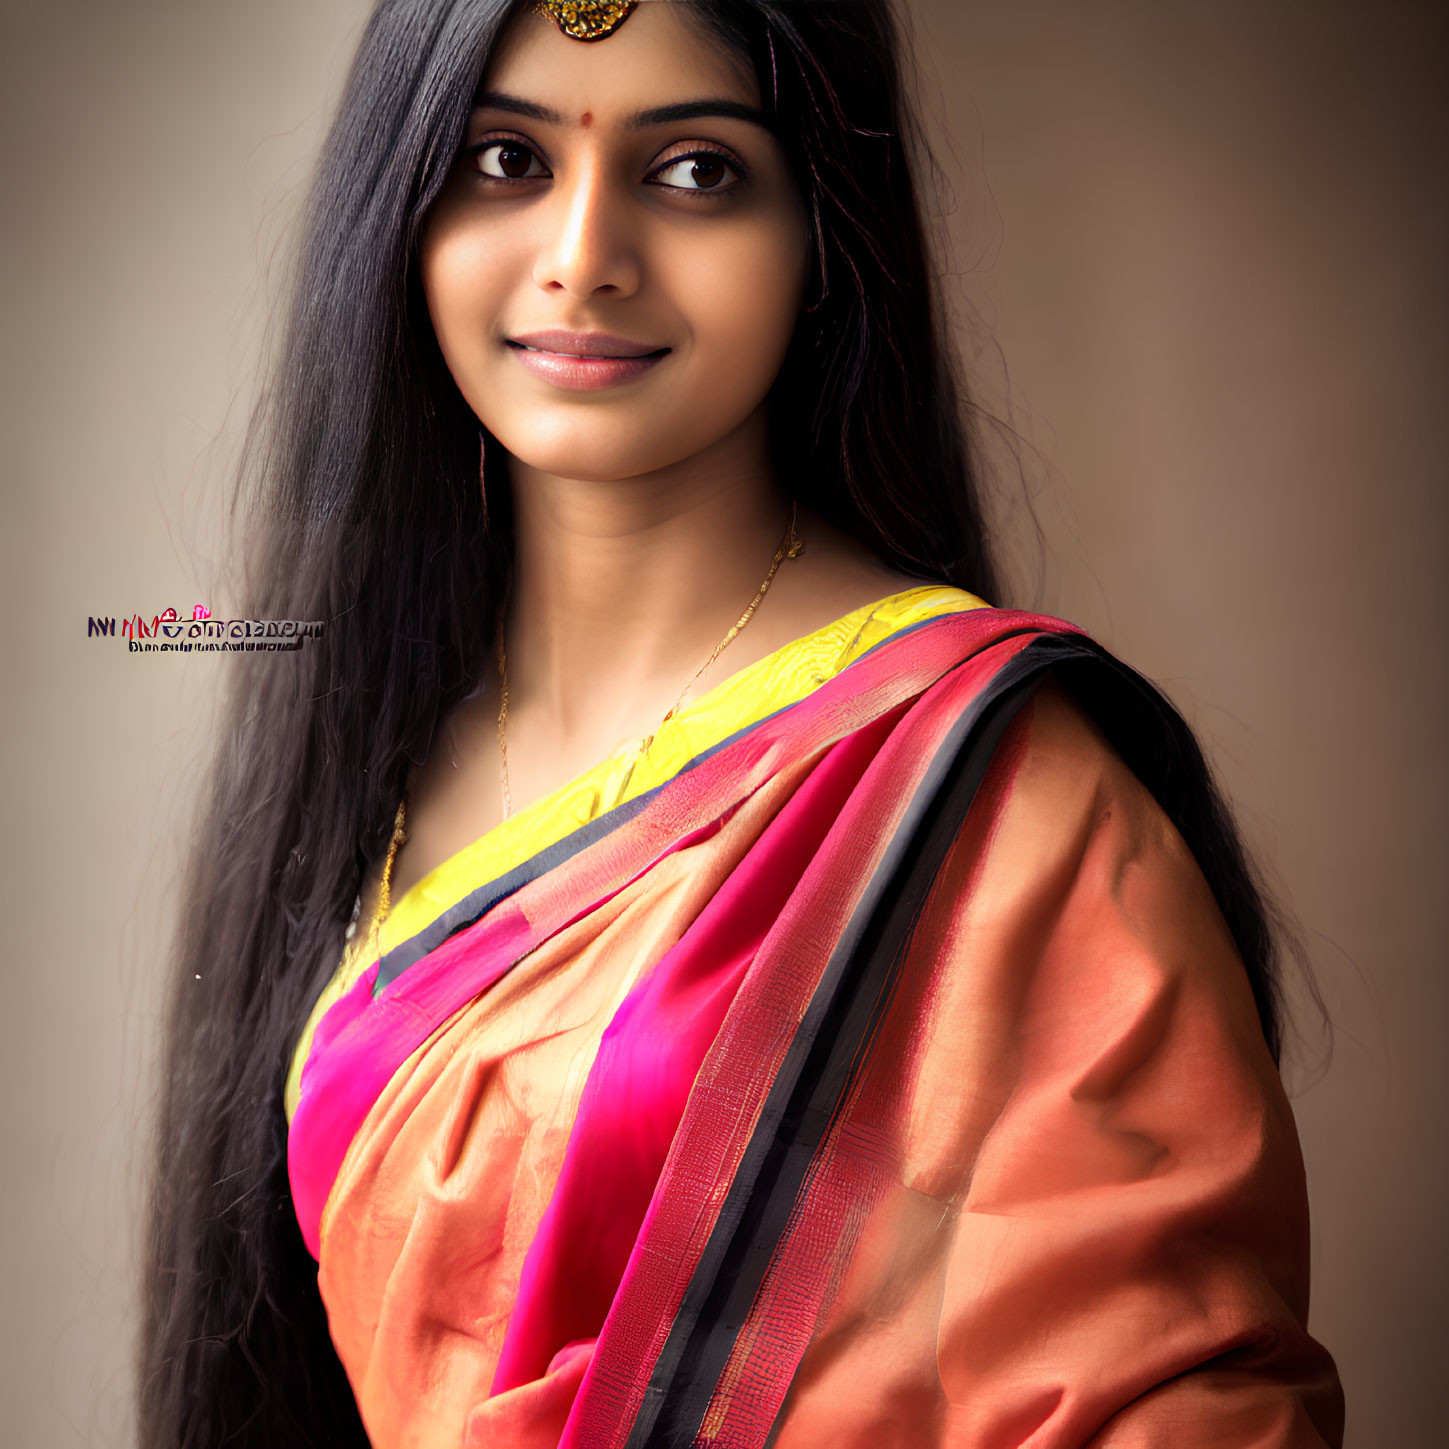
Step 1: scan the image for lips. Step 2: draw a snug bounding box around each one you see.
[508,329,668,359]
[505,330,671,391]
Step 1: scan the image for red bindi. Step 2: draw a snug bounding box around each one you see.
[580,111,593,129]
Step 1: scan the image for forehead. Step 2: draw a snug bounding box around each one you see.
[481,2,760,114]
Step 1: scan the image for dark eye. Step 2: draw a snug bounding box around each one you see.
[651,152,740,193]
[473,140,549,181]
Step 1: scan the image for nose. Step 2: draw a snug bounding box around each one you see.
[532,153,641,301]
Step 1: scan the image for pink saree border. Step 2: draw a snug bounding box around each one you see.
[558,628,1059,1446]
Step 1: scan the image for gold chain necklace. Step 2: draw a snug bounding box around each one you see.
[360,503,802,952]
[362,798,408,959]
[495,500,804,821]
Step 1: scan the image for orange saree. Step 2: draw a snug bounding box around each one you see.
[285,592,1344,1446]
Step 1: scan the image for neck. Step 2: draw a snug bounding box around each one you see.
[499,406,790,742]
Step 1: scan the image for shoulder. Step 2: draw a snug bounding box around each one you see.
[1002,678,1215,915]
[911,612,1223,898]
[947,670,1276,1062]
[1011,677,1181,849]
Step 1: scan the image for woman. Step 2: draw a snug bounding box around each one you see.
[141,1,1345,1444]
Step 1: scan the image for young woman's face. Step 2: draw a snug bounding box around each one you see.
[420,2,810,483]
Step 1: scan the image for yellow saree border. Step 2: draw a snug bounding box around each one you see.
[284,583,986,1120]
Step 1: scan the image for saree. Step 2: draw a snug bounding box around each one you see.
[285,587,1344,1448]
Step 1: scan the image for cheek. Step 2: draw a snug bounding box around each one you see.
[668,219,807,396]
[654,220,811,440]
[419,215,513,395]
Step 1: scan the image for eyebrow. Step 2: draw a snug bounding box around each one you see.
[472,90,772,132]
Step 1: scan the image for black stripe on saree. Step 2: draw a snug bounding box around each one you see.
[622,633,1216,1448]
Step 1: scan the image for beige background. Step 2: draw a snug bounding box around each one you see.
[2,1,1443,1444]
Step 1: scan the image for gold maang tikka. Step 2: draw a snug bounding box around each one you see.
[532,0,638,42]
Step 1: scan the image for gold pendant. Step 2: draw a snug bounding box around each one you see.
[532,0,639,42]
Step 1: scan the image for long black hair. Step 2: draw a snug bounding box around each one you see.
[139,2,1287,1444]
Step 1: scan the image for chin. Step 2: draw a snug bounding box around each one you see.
[493,418,742,484]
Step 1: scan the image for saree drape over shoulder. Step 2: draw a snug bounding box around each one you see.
[285,589,1344,1448]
